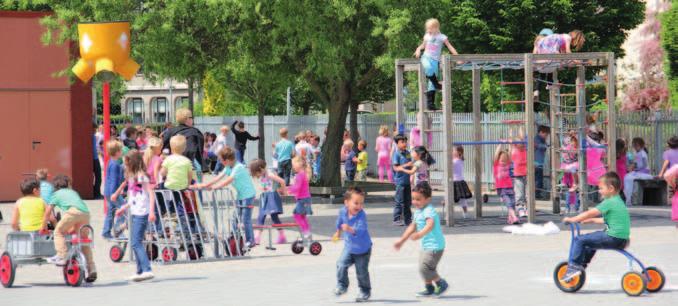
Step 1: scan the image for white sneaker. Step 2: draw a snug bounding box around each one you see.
[131,272,155,282]
[47,255,67,266]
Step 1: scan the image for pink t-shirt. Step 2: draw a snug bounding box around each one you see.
[288,170,310,200]
[586,148,606,185]
[616,154,627,190]
[511,147,527,177]
[375,136,392,156]
[147,155,163,185]
[493,160,512,189]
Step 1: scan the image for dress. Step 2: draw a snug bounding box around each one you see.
[258,172,283,215]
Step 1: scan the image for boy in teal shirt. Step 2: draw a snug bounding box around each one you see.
[561,171,630,281]
[394,181,449,297]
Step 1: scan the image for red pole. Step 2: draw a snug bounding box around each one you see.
[103,82,110,213]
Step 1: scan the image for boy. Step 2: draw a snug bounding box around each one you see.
[102,141,126,239]
[195,147,257,247]
[333,187,372,302]
[160,135,199,239]
[36,168,54,204]
[394,181,449,297]
[356,140,368,182]
[311,135,322,182]
[232,120,260,164]
[123,126,139,150]
[11,178,54,232]
[534,125,550,199]
[213,125,232,174]
[392,134,413,226]
[43,175,97,283]
[274,128,295,186]
[344,140,357,182]
[561,171,630,281]
[510,128,528,217]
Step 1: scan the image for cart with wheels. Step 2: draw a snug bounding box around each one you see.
[554,222,666,296]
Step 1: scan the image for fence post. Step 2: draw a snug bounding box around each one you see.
[653,110,662,173]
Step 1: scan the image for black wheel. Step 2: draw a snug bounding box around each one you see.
[482,194,489,203]
[109,245,125,263]
[161,247,178,262]
[553,261,585,293]
[187,244,203,260]
[0,252,15,288]
[309,242,322,256]
[622,271,646,296]
[146,243,159,261]
[645,266,666,293]
[291,240,304,254]
[63,256,84,287]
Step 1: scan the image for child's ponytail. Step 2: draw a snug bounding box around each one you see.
[414,146,436,166]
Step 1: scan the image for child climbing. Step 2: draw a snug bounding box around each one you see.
[494,144,518,224]
[413,18,459,111]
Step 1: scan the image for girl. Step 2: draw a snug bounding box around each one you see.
[659,136,678,178]
[561,133,580,191]
[288,156,313,241]
[143,137,164,187]
[631,137,650,174]
[494,145,518,224]
[250,159,288,245]
[532,28,554,53]
[413,18,459,110]
[453,146,472,218]
[375,125,394,182]
[616,139,628,194]
[114,150,156,282]
[663,165,678,225]
[401,146,435,185]
[534,30,585,54]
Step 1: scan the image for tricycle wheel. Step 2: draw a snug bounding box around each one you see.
[161,247,178,262]
[63,257,84,287]
[645,267,665,293]
[109,245,124,262]
[146,243,159,261]
[622,271,646,296]
[482,194,489,203]
[553,261,585,293]
[291,240,304,254]
[0,252,15,288]
[309,242,322,256]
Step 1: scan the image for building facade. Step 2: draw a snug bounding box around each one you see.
[120,75,197,123]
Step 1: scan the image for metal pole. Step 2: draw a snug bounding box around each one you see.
[550,70,561,214]
[472,68,482,218]
[103,82,110,213]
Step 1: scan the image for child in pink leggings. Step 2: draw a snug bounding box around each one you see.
[288,156,313,240]
[375,126,393,182]
[664,165,678,225]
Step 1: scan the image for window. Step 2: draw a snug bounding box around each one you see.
[126,98,144,124]
[174,96,189,113]
[152,97,167,122]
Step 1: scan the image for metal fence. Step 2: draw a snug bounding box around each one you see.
[194,110,677,186]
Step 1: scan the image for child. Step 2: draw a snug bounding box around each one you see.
[663,165,678,224]
[413,18,459,110]
[394,181,449,297]
[494,145,518,224]
[43,175,97,283]
[311,135,322,182]
[344,139,357,182]
[114,150,156,282]
[375,125,394,182]
[356,140,368,182]
[631,138,650,174]
[295,132,314,166]
[452,146,472,218]
[287,156,313,240]
[401,146,434,186]
[392,134,413,226]
[616,138,628,195]
[102,140,126,239]
[274,128,295,186]
[510,128,528,218]
[532,28,554,53]
[123,126,139,150]
[35,169,54,204]
[250,159,288,245]
[143,137,164,187]
[534,30,586,54]
[623,161,653,205]
[196,147,257,247]
[11,178,54,232]
[658,136,678,178]
[586,132,607,204]
[333,187,372,302]
[561,172,630,282]
[535,125,551,199]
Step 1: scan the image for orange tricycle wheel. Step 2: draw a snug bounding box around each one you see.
[553,261,585,293]
[645,267,665,293]
[621,271,646,296]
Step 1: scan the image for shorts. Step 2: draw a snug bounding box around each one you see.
[419,250,444,281]
[293,198,313,215]
[497,188,516,209]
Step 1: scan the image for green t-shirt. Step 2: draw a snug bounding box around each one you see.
[48,188,90,214]
[596,195,630,239]
[162,154,193,190]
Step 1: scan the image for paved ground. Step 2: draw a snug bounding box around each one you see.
[1,195,677,306]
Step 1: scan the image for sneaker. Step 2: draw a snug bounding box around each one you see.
[85,271,98,283]
[334,287,347,296]
[416,284,436,297]
[47,255,67,266]
[561,265,582,282]
[355,291,371,302]
[275,234,287,244]
[393,221,405,226]
[131,271,155,282]
[435,279,449,296]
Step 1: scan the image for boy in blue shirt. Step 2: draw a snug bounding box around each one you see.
[333,187,372,302]
[102,141,126,239]
[274,128,295,186]
[534,125,550,199]
[392,134,413,226]
[344,139,357,182]
[394,181,449,297]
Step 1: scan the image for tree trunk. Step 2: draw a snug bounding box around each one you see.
[320,82,351,187]
[302,104,310,115]
[349,99,359,143]
[257,100,266,160]
[187,78,195,114]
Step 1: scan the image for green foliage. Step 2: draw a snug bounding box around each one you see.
[202,72,227,116]
[661,3,678,107]
[94,76,127,115]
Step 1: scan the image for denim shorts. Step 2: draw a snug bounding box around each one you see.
[293,198,313,215]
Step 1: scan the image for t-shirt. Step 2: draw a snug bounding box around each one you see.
[223,163,256,200]
[511,146,527,177]
[414,204,445,251]
[536,33,570,54]
[634,150,650,174]
[392,149,412,186]
[274,139,295,163]
[414,160,428,185]
[375,136,392,155]
[453,158,464,181]
[39,181,54,204]
[423,32,448,60]
[335,207,372,255]
[345,150,357,171]
[48,188,89,214]
[127,174,151,216]
[596,195,630,240]
[357,151,368,172]
[295,141,314,164]
[663,148,678,170]
[162,154,193,190]
[493,160,512,189]
[147,155,163,185]
[104,159,125,196]
[17,196,45,231]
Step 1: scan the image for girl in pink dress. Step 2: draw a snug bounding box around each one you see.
[374,125,394,182]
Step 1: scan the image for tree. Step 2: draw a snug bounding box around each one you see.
[661,2,678,107]
[202,72,227,116]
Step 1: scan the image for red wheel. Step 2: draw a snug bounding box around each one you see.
[161,247,178,262]
[645,267,666,293]
[109,245,124,263]
[291,240,304,254]
[1,252,15,288]
[63,257,84,287]
[309,242,322,256]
